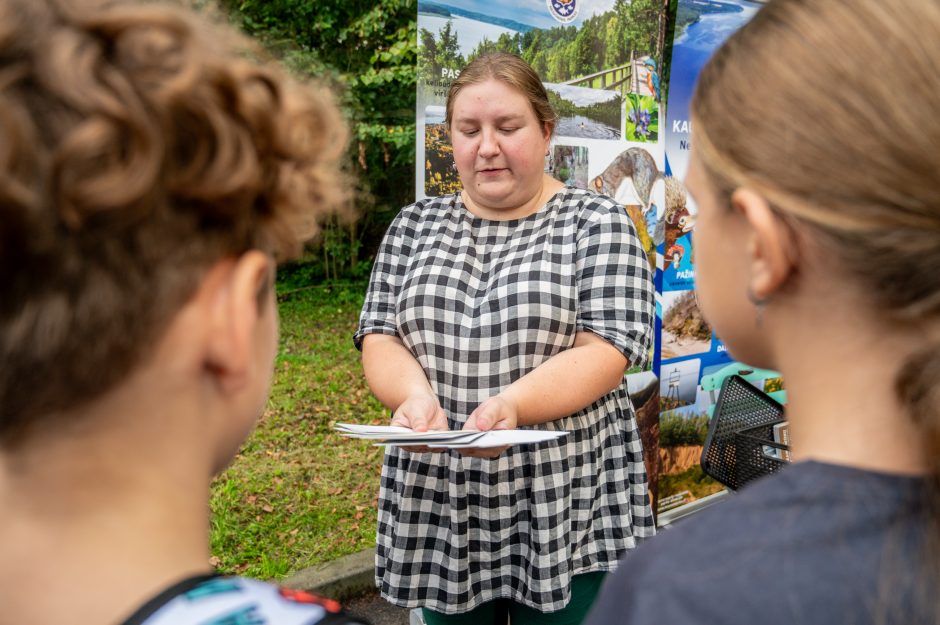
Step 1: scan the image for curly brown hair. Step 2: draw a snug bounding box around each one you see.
[0,0,350,446]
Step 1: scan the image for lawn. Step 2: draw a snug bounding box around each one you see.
[659,465,724,503]
[209,283,388,579]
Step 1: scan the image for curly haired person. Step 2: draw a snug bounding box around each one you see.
[0,1,364,623]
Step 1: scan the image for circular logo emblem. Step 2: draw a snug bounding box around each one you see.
[547,0,578,24]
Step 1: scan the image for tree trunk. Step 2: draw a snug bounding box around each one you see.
[349,220,358,275]
[657,0,669,68]
[322,223,331,282]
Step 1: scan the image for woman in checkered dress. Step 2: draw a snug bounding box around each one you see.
[355,53,655,625]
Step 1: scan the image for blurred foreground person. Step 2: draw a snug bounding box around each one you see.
[586,1,940,624]
[0,1,364,623]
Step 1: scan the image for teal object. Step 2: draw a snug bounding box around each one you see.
[701,362,783,417]
[700,362,780,391]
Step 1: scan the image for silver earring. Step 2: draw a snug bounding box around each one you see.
[746,288,768,327]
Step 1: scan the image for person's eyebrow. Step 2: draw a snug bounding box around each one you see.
[454,113,527,124]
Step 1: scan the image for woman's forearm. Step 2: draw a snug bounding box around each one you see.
[360,333,434,412]
[500,331,629,426]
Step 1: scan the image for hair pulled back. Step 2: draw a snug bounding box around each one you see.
[0,0,349,446]
[445,52,556,136]
[692,0,940,613]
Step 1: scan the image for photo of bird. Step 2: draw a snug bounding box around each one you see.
[655,176,696,268]
[644,57,661,101]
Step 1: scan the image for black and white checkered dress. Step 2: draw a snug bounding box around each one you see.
[354,187,655,614]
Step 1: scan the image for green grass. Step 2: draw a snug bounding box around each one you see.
[659,465,724,502]
[209,284,389,580]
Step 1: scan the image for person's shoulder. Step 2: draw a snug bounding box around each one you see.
[587,471,806,625]
[590,462,930,625]
[389,194,458,235]
[557,187,631,231]
[560,187,619,212]
[123,575,368,625]
[400,193,458,218]
[617,465,817,581]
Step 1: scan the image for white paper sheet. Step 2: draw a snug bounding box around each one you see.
[334,423,567,448]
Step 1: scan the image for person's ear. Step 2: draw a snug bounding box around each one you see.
[542,121,553,142]
[204,251,274,394]
[730,188,796,300]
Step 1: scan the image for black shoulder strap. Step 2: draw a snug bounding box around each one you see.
[117,573,219,625]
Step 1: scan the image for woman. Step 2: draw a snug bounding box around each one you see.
[586,1,940,623]
[355,53,655,624]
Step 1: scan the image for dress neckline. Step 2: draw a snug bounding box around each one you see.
[456,186,572,226]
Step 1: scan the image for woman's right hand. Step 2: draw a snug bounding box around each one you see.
[391,393,448,453]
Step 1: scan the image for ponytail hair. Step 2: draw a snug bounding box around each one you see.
[693,1,940,618]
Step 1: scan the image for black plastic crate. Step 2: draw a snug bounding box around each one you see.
[700,374,788,490]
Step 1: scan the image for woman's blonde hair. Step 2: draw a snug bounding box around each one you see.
[692,0,940,616]
[445,52,556,136]
[0,0,349,445]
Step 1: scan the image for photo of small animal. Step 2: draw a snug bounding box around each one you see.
[592,147,659,212]
[655,176,695,269]
[593,147,660,271]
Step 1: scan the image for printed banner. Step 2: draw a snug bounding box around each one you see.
[416,0,670,511]
[657,0,772,515]
[414,0,776,517]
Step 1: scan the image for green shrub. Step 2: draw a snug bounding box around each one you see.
[659,411,709,447]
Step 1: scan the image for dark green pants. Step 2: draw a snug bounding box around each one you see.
[421,572,606,625]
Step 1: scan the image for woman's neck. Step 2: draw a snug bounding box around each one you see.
[769,299,929,476]
[462,174,565,221]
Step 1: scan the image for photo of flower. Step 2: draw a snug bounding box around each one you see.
[626,93,659,143]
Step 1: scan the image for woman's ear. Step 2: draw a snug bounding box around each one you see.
[204,251,275,394]
[730,188,797,300]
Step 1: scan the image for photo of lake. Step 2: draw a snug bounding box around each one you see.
[419,13,520,57]
[666,0,763,175]
[544,82,622,140]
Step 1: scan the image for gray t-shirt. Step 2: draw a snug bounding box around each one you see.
[585,461,933,625]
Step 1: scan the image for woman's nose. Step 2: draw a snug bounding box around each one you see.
[478,130,500,158]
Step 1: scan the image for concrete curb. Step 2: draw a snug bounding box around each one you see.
[284,547,377,601]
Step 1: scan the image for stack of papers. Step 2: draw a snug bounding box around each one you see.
[334,423,567,449]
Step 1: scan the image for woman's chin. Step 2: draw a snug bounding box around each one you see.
[466,186,514,209]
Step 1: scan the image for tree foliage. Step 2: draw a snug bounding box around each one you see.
[222,0,419,280]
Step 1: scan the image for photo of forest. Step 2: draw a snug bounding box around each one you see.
[418,0,668,102]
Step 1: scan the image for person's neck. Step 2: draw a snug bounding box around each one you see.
[0,420,215,625]
[769,300,928,476]
[462,175,564,221]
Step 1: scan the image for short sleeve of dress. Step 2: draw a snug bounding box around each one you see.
[575,198,655,368]
[353,205,417,351]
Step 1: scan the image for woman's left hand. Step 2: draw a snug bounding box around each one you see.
[458,395,517,459]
